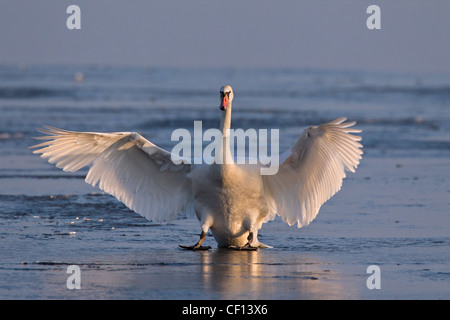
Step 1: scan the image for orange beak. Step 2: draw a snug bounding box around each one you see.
[220,95,229,110]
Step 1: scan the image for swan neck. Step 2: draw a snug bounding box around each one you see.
[220,102,232,136]
[217,102,233,165]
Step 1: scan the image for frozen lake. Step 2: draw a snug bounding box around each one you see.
[0,65,449,299]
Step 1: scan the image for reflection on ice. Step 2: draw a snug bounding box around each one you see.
[199,249,354,299]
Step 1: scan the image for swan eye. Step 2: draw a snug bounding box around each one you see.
[220,91,230,98]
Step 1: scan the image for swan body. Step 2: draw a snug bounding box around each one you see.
[191,162,269,248]
[32,85,363,249]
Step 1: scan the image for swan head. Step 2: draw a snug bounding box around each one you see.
[219,85,234,111]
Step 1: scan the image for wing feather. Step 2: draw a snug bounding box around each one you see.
[31,127,193,223]
[262,118,363,227]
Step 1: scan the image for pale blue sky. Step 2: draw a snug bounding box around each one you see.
[1,0,449,74]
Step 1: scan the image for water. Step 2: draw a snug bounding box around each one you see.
[0,64,449,299]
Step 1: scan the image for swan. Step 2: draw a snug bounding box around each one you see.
[31,85,363,250]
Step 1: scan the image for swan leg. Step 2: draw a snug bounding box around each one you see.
[228,231,258,251]
[179,231,211,250]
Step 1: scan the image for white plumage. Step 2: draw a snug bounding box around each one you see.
[32,85,363,250]
[32,129,193,223]
[263,117,363,227]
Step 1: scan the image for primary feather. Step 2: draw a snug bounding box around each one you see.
[262,117,363,227]
[32,127,193,223]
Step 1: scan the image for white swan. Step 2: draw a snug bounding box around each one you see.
[32,85,363,250]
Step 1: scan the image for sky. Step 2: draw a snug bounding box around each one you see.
[1,0,449,74]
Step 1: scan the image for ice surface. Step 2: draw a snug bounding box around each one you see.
[0,65,449,299]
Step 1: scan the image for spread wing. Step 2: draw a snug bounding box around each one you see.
[31,127,193,223]
[262,117,363,227]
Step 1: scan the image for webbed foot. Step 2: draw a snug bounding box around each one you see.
[227,231,258,251]
[179,244,211,250]
[179,231,211,250]
[227,243,258,251]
